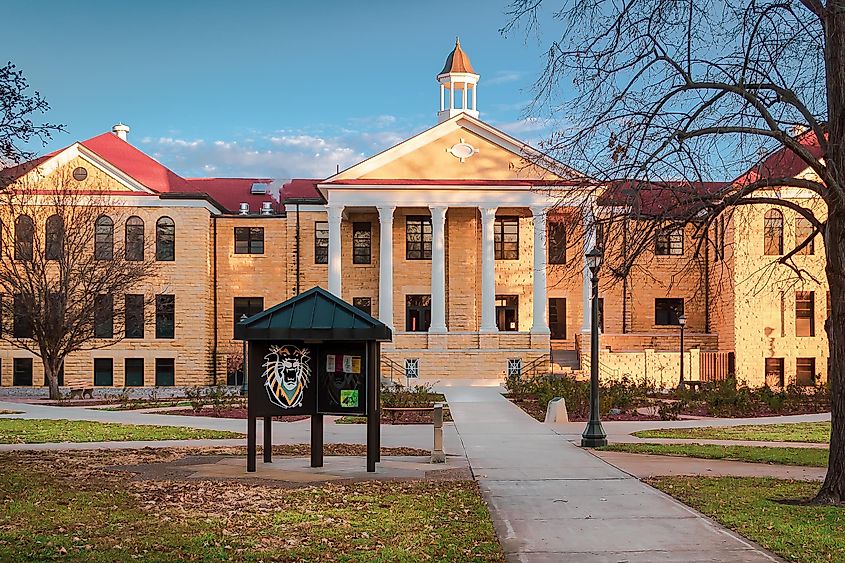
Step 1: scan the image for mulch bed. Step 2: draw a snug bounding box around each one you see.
[506,395,660,422]
[679,403,830,418]
[166,406,308,422]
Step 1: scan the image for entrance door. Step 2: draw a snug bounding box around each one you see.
[495,295,519,331]
[549,298,567,340]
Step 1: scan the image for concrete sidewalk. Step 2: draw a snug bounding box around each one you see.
[442,385,779,562]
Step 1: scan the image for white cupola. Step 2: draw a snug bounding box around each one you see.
[437,38,479,123]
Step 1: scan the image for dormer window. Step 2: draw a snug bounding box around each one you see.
[250,182,268,195]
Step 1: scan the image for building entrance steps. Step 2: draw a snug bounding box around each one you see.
[439,384,780,562]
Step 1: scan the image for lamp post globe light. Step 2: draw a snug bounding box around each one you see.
[581,247,607,448]
[240,314,249,396]
[678,313,687,390]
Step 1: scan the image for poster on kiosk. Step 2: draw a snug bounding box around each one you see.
[249,341,368,418]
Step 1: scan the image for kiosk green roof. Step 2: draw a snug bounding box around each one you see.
[239,286,392,341]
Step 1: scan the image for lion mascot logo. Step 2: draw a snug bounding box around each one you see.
[262,345,311,409]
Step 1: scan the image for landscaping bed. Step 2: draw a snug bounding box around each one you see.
[504,374,831,422]
[601,443,829,467]
[0,447,504,562]
[164,406,309,422]
[0,419,241,444]
[649,476,844,562]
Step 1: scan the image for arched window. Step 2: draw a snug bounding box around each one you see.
[45,214,64,261]
[94,215,114,260]
[796,216,815,255]
[125,216,144,261]
[14,215,34,261]
[155,216,175,261]
[764,209,783,255]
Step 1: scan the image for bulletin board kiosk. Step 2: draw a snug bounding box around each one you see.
[239,286,392,473]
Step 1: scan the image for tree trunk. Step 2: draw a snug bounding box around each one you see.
[43,359,60,401]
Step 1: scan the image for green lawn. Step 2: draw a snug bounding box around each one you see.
[0,418,241,444]
[649,477,845,562]
[601,443,828,467]
[634,422,830,443]
[0,449,504,562]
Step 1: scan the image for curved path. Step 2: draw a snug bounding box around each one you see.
[440,384,780,562]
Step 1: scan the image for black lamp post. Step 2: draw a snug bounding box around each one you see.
[678,314,687,389]
[581,247,607,448]
[240,314,249,396]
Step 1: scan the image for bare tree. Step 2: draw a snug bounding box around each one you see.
[0,62,63,166]
[0,168,158,399]
[505,0,844,502]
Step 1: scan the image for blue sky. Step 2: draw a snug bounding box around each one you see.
[6,0,557,179]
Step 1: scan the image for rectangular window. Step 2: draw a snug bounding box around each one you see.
[353,297,372,316]
[796,217,815,255]
[125,358,144,387]
[13,358,32,386]
[765,358,785,388]
[655,298,684,326]
[406,216,432,260]
[405,295,431,332]
[155,358,175,386]
[233,297,264,338]
[495,295,519,331]
[94,294,114,338]
[315,221,329,264]
[655,227,684,255]
[155,294,175,339]
[494,217,519,260]
[234,227,264,254]
[352,222,372,264]
[125,294,144,339]
[796,357,816,386]
[548,220,566,264]
[13,294,32,338]
[795,291,815,337]
[94,358,114,386]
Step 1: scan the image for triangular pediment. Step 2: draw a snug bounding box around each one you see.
[325,114,578,185]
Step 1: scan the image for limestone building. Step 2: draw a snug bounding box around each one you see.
[0,41,829,389]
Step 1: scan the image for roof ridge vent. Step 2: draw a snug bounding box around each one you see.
[239,202,250,215]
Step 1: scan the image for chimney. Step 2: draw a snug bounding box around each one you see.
[260,201,273,215]
[112,123,130,141]
[239,202,250,215]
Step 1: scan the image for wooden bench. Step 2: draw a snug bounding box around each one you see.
[65,386,94,400]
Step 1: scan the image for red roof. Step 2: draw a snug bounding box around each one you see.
[282,178,323,201]
[80,132,190,192]
[183,178,275,213]
[733,128,824,186]
[598,180,729,217]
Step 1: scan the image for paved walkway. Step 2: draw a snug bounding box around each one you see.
[441,385,779,562]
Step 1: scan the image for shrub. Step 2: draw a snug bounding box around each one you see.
[186,387,205,414]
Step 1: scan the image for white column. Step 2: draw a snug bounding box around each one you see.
[328,205,343,297]
[440,84,445,112]
[480,206,498,332]
[462,82,468,110]
[581,206,596,333]
[378,205,395,329]
[450,84,455,109]
[531,206,550,334]
[472,83,477,110]
[430,206,448,333]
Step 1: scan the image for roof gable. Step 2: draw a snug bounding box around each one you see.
[242,286,392,341]
[324,114,577,185]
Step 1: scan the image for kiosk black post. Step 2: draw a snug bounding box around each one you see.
[311,413,324,467]
[263,417,272,463]
[247,414,257,472]
[366,341,379,472]
[375,342,381,463]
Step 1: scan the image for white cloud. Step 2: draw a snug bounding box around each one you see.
[497,117,552,135]
[486,70,524,86]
